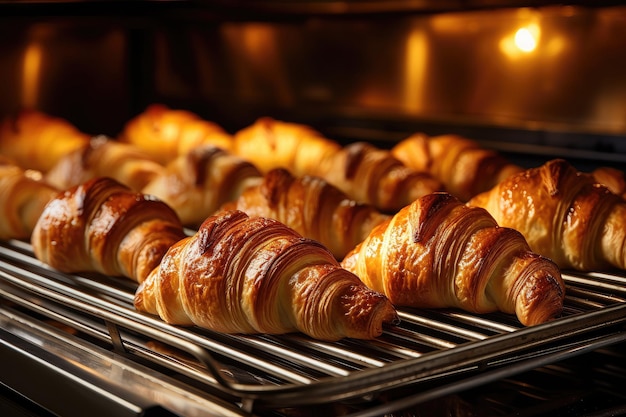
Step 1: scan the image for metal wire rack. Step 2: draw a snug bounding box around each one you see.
[1,238,626,416]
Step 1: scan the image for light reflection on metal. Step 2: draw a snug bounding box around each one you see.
[404,27,429,112]
[514,26,538,53]
[500,23,541,58]
[22,41,42,108]
[222,23,293,105]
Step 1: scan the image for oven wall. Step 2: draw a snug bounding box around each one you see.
[1,4,626,159]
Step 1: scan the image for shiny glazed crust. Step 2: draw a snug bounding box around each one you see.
[0,110,90,172]
[141,145,263,227]
[134,210,399,341]
[120,104,233,164]
[233,117,341,177]
[469,159,626,271]
[342,192,565,326]
[0,158,59,240]
[45,136,166,192]
[392,133,523,201]
[323,141,443,212]
[233,118,442,212]
[592,166,626,199]
[221,167,390,259]
[31,177,186,282]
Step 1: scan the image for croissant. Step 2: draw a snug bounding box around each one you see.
[322,142,443,212]
[0,157,58,240]
[220,168,391,259]
[592,166,626,199]
[233,118,443,212]
[232,117,341,178]
[119,104,233,164]
[0,110,91,172]
[341,192,565,326]
[142,145,263,227]
[134,210,398,341]
[468,159,626,271]
[31,177,186,283]
[45,135,166,192]
[391,133,524,201]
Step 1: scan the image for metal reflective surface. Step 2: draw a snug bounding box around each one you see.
[1,5,626,140]
[197,5,626,134]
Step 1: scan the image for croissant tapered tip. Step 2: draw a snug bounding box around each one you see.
[366,298,400,337]
[335,286,399,340]
[515,266,565,326]
[133,273,155,314]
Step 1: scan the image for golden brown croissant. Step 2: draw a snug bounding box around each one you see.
[134,210,398,341]
[0,110,91,172]
[592,166,626,199]
[0,157,59,240]
[322,142,443,212]
[468,159,626,271]
[119,104,233,164]
[232,117,341,178]
[142,145,263,227]
[31,177,186,283]
[220,167,391,259]
[391,133,523,201]
[45,135,166,192]
[233,118,442,212]
[341,192,565,326]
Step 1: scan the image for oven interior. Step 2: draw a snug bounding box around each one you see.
[1,1,626,416]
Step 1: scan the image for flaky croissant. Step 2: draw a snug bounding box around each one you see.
[119,104,233,164]
[341,192,565,326]
[233,118,442,212]
[0,110,91,172]
[391,133,523,201]
[468,159,626,271]
[45,135,166,192]
[0,157,58,240]
[220,168,390,259]
[31,177,186,283]
[322,142,443,212]
[142,145,263,227]
[134,210,399,341]
[592,166,626,199]
[232,117,341,178]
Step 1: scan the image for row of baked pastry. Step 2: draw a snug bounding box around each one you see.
[27,175,563,339]
[0,105,624,342]
[5,104,622,213]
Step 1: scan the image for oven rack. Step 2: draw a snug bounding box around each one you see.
[1,238,626,415]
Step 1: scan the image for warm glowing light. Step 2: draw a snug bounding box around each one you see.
[404,28,429,112]
[514,28,537,53]
[500,23,541,58]
[22,42,43,108]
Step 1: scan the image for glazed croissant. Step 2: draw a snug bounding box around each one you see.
[220,168,391,259]
[142,145,263,227]
[119,104,233,164]
[341,192,565,326]
[45,135,166,192]
[322,141,443,212]
[233,118,442,212]
[31,177,186,283]
[468,159,626,271]
[0,110,91,172]
[592,166,626,199]
[232,117,341,178]
[391,133,523,201]
[0,157,58,240]
[134,210,399,341]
